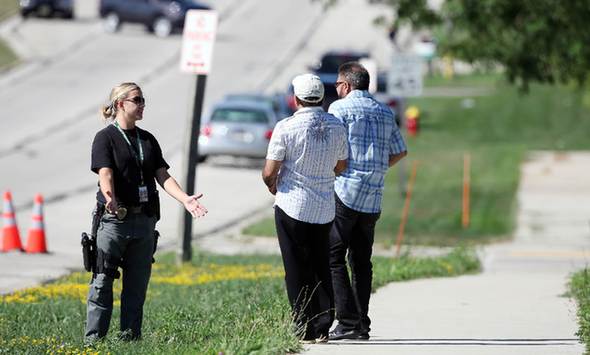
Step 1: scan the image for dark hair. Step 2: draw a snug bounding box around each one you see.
[295,96,323,107]
[338,62,370,90]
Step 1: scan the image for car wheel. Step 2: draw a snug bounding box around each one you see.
[103,12,121,33]
[62,11,74,20]
[153,17,172,37]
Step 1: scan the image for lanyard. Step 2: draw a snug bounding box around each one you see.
[113,121,145,184]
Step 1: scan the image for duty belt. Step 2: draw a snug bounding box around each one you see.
[127,206,144,214]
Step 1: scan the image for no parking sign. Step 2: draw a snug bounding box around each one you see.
[180,10,218,74]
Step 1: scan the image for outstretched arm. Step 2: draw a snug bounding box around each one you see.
[155,168,207,218]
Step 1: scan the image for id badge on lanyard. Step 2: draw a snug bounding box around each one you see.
[139,185,149,203]
[113,122,149,204]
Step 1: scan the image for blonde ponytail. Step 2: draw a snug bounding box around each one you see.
[100,82,141,123]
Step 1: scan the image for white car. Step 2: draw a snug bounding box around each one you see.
[197,96,282,162]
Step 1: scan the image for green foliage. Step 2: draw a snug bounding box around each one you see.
[0,249,479,354]
[371,0,590,90]
[569,268,590,353]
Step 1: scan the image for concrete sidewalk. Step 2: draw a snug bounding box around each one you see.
[304,151,590,354]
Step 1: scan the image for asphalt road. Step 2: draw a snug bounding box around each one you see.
[0,0,397,293]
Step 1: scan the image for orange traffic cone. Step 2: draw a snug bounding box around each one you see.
[1,191,23,252]
[24,194,48,253]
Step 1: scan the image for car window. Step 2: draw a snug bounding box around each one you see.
[211,108,269,124]
[319,54,364,73]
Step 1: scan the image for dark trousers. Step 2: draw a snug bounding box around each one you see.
[275,206,334,339]
[329,196,380,334]
[85,213,156,341]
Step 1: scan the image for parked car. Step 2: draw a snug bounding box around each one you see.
[197,96,281,162]
[296,50,404,126]
[20,0,74,19]
[99,0,211,37]
[306,50,372,109]
[223,93,294,121]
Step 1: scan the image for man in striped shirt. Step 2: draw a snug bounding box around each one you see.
[263,73,348,343]
[328,62,407,341]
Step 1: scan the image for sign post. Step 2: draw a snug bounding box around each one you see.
[387,53,423,198]
[178,9,217,264]
[387,53,423,98]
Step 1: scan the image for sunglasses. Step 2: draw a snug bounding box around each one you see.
[125,96,146,105]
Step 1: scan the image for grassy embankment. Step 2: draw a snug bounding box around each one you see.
[570,269,590,353]
[0,248,479,354]
[0,1,19,70]
[244,74,590,247]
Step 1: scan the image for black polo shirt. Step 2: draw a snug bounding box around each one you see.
[91,124,169,206]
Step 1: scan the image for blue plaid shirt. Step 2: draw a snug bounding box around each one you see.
[329,90,407,213]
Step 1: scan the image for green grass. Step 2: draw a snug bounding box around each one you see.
[0,39,18,70]
[0,1,19,70]
[243,75,590,246]
[0,248,479,354]
[569,268,590,353]
[0,1,18,21]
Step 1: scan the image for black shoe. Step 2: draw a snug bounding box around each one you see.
[329,329,361,340]
[357,332,370,340]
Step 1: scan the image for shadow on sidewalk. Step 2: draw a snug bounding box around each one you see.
[323,338,580,346]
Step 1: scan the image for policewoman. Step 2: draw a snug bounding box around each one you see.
[85,82,207,341]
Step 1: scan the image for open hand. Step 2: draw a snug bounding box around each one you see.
[184,193,208,218]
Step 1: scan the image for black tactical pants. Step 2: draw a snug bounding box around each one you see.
[85,212,156,341]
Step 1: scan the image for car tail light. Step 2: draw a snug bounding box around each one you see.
[200,124,212,137]
[264,129,273,140]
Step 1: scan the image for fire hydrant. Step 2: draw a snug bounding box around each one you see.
[405,105,420,136]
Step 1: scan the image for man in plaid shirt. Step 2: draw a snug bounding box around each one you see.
[328,62,407,340]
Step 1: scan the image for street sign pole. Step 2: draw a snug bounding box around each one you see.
[176,9,217,264]
[387,53,423,197]
[178,74,207,263]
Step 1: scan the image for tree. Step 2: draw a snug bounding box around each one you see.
[335,0,590,91]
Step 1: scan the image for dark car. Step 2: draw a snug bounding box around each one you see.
[307,50,371,109]
[99,0,211,37]
[292,50,403,126]
[20,0,74,19]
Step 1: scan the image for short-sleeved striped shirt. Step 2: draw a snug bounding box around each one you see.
[329,90,407,213]
[266,107,348,224]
